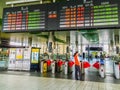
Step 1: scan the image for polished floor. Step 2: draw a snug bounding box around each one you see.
[0,74,120,90]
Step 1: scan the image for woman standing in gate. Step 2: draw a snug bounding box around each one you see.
[74,51,81,80]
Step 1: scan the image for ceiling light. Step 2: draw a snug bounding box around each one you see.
[6,0,41,5]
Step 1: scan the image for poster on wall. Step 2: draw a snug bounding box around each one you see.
[31,48,39,64]
[9,48,16,60]
[24,48,31,60]
[8,59,16,70]
[15,60,23,70]
[22,48,31,70]
[22,60,30,70]
[8,48,16,70]
[16,48,23,60]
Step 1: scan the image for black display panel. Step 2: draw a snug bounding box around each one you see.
[47,3,59,30]
[2,4,47,32]
[27,4,47,31]
[58,1,80,30]
[2,0,120,32]
[92,0,119,28]
[86,47,103,51]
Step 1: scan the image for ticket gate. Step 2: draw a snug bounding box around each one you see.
[99,60,105,78]
[81,61,85,75]
[46,60,51,72]
[51,61,55,74]
[68,61,74,74]
[43,62,47,73]
[56,60,63,73]
[64,61,68,75]
[114,62,120,79]
[40,60,47,73]
[99,64,105,78]
[40,60,44,73]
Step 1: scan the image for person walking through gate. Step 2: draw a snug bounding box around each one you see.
[74,51,81,80]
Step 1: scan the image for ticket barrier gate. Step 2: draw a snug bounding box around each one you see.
[99,59,105,78]
[55,60,63,73]
[114,62,120,79]
[81,61,85,75]
[51,61,55,74]
[64,60,75,75]
[64,61,68,75]
[68,61,74,74]
[99,63,105,78]
[55,61,58,72]
[46,60,52,72]
[40,60,44,73]
[40,60,47,73]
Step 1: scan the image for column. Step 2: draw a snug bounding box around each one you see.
[70,31,76,60]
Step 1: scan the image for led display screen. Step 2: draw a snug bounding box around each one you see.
[2,0,120,32]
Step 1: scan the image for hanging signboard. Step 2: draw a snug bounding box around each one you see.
[2,0,120,32]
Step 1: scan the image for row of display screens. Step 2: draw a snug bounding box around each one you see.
[5,13,118,18]
[2,0,120,32]
[5,11,117,18]
[3,18,118,25]
[4,19,117,26]
[4,19,117,24]
[3,21,118,27]
[4,13,118,19]
[3,23,118,30]
[4,11,117,19]
[4,5,117,15]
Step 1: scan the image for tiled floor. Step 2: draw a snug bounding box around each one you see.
[0,74,120,90]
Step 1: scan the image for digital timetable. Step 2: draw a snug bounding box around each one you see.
[2,0,120,32]
[2,4,47,32]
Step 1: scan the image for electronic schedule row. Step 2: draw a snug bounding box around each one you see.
[2,0,120,32]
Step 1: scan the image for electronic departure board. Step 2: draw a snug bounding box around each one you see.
[3,4,47,32]
[47,3,58,30]
[2,0,120,32]
[58,1,80,30]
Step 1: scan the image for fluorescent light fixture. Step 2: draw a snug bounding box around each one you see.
[6,0,40,5]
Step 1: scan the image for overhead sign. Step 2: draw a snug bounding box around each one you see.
[2,0,120,32]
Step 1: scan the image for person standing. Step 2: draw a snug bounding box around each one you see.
[74,51,81,80]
